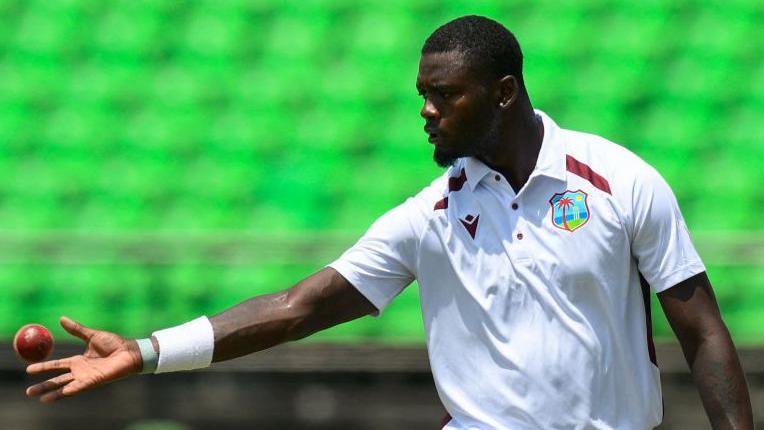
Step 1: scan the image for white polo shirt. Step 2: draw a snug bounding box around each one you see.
[329,110,705,430]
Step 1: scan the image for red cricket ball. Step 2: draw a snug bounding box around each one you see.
[13,324,54,364]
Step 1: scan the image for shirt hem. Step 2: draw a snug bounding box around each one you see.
[326,261,391,316]
[648,262,707,293]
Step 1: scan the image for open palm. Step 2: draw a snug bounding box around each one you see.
[26,316,142,403]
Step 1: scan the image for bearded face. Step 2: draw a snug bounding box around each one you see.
[416,51,502,167]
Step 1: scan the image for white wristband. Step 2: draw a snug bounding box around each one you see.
[152,316,215,373]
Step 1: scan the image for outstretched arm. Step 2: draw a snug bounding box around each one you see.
[211,267,375,362]
[26,267,374,402]
[658,272,753,430]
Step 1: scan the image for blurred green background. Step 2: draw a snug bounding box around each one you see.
[0,0,762,344]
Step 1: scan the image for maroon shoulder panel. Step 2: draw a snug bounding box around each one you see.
[448,168,467,192]
[433,197,449,210]
[433,167,468,211]
[565,155,612,195]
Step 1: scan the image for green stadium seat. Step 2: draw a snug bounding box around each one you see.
[0,196,58,229]
[0,266,34,333]
[721,265,764,343]
[102,268,150,318]
[557,100,629,143]
[214,265,285,312]
[311,315,380,342]
[440,0,504,21]
[181,8,246,60]
[377,284,425,343]
[682,8,758,60]
[13,2,79,58]
[262,14,328,62]
[162,264,217,322]
[524,54,569,112]
[91,6,162,58]
[376,107,430,156]
[5,265,58,331]
[512,8,586,59]
[0,104,35,153]
[592,10,668,58]
[570,54,649,103]
[0,0,762,343]
[204,107,261,152]
[745,64,764,107]
[44,266,101,329]
[349,10,414,56]
[726,106,764,158]
[293,101,371,153]
[661,54,739,104]
[636,100,715,151]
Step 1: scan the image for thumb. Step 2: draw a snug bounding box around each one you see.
[60,316,96,343]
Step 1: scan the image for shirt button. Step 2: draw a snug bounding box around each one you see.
[511,203,519,210]
[516,233,524,240]
[494,174,501,181]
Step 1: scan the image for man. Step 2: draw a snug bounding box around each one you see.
[26,16,752,429]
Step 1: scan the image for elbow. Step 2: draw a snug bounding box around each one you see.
[679,320,735,367]
[282,285,317,341]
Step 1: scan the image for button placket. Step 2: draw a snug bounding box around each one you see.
[508,201,531,263]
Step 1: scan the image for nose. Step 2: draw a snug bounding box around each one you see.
[420,98,439,120]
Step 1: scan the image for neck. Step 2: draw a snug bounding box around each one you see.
[480,101,543,193]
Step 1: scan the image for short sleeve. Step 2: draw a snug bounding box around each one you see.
[630,167,706,293]
[328,198,422,314]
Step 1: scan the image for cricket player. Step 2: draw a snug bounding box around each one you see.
[26,16,752,429]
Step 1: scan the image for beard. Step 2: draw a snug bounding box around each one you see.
[433,146,462,168]
[432,114,502,168]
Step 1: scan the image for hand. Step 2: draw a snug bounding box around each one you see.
[26,316,143,403]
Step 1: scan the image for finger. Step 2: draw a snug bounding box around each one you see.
[39,387,67,404]
[26,373,74,397]
[61,379,92,397]
[38,379,93,403]
[26,358,71,375]
[59,316,96,343]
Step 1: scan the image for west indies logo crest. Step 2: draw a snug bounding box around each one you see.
[549,190,590,232]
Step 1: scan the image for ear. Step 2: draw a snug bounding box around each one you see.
[498,75,520,109]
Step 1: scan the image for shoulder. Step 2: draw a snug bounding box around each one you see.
[350,169,454,250]
[559,127,681,243]
[406,163,460,215]
[560,128,666,200]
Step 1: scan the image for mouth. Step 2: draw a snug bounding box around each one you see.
[424,126,440,145]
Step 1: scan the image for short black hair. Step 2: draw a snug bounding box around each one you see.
[422,15,525,88]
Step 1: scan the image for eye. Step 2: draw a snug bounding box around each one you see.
[437,88,456,100]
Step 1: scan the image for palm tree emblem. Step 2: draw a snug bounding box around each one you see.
[555,196,574,231]
[550,190,589,232]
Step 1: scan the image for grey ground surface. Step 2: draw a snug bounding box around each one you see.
[1,343,761,429]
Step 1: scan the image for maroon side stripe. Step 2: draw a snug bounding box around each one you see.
[565,155,612,195]
[639,273,658,366]
[440,413,452,428]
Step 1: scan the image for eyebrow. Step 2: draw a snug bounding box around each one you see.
[416,83,458,93]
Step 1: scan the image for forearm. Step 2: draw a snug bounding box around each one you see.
[660,273,754,429]
[207,289,294,362]
[209,268,374,362]
[683,329,752,429]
